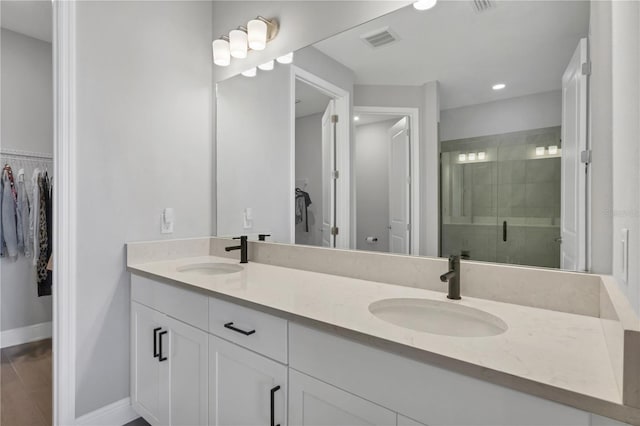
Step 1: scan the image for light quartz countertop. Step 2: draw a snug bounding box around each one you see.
[128,255,627,420]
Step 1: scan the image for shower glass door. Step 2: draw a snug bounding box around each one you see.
[441,126,562,269]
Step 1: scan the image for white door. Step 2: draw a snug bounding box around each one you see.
[164,315,208,426]
[560,38,588,271]
[321,100,335,248]
[288,370,396,426]
[388,117,411,254]
[131,302,167,426]
[209,335,287,426]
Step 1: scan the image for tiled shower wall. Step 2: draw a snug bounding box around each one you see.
[441,127,561,268]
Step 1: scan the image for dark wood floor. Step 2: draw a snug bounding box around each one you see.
[1,339,52,426]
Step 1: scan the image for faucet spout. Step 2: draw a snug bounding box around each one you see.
[225,236,248,264]
[440,255,461,300]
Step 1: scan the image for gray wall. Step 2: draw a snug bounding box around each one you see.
[0,28,53,332]
[295,113,323,247]
[610,0,640,314]
[74,1,213,416]
[355,119,399,252]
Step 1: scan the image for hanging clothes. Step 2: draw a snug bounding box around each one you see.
[44,172,53,294]
[2,166,19,259]
[295,188,312,232]
[36,174,50,296]
[16,169,30,256]
[30,168,41,264]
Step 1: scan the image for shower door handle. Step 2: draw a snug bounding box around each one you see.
[503,221,507,242]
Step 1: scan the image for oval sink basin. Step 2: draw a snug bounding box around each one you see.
[176,263,243,275]
[369,298,507,337]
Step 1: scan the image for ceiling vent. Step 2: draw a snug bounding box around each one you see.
[361,27,399,49]
[472,0,495,13]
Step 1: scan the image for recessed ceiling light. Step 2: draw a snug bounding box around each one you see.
[354,116,360,121]
[492,83,506,91]
[413,0,438,11]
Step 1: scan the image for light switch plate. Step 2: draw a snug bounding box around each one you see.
[621,228,629,285]
[161,208,174,234]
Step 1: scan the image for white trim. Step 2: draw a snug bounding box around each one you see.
[53,1,77,425]
[292,66,351,249]
[0,322,52,349]
[75,398,139,426]
[354,106,421,255]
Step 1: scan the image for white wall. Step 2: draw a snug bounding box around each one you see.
[295,113,323,247]
[611,0,640,314]
[355,119,399,252]
[74,0,213,416]
[0,28,53,332]
[589,0,613,275]
[217,66,293,242]
[440,91,562,142]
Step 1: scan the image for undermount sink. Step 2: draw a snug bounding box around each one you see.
[176,263,243,275]
[369,298,508,337]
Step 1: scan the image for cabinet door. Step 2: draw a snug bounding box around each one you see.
[289,370,396,426]
[209,335,287,426]
[163,315,209,426]
[131,302,167,425]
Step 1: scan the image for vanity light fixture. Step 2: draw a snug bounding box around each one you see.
[241,67,257,77]
[548,145,558,155]
[276,52,294,64]
[354,116,360,122]
[248,17,279,50]
[212,37,231,67]
[458,153,467,162]
[230,28,249,59]
[478,151,486,160]
[413,0,438,11]
[492,83,506,91]
[258,60,274,71]
[468,153,477,161]
[535,146,545,156]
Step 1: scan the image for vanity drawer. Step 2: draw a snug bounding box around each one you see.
[209,296,288,364]
[131,274,208,331]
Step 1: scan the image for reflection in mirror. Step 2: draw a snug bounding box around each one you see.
[216,0,591,272]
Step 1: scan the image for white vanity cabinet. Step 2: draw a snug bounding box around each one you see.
[289,369,396,426]
[131,302,209,426]
[209,335,287,426]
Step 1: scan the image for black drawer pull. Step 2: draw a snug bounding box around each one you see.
[224,322,256,336]
[153,327,162,358]
[158,330,168,362]
[270,385,281,426]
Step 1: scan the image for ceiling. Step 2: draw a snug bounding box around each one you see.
[314,0,589,110]
[1,0,52,43]
[355,113,403,127]
[295,79,332,118]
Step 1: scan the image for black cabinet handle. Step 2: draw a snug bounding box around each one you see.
[158,330,168,362]
[153,327,162,358]
[503,221,507,242]
[270,385,281,426]
[224,322,256,336]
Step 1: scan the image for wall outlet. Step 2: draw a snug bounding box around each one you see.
[161,208,174,234]
[621,228,629,285]
[243,208,253,229]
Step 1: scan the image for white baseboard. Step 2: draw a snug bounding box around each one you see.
[0,321,52,348]
[75,397,139,426]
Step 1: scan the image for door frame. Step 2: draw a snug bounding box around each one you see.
[353,106,420,255]
[53,0,77,424]
[291,66,351,249]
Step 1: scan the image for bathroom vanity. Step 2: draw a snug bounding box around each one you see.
[127,238,640,426]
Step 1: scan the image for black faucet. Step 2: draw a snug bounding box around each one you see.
[440,255,461,300]
[225,236,248,264]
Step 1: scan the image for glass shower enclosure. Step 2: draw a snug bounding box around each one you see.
[440,126,562,269]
